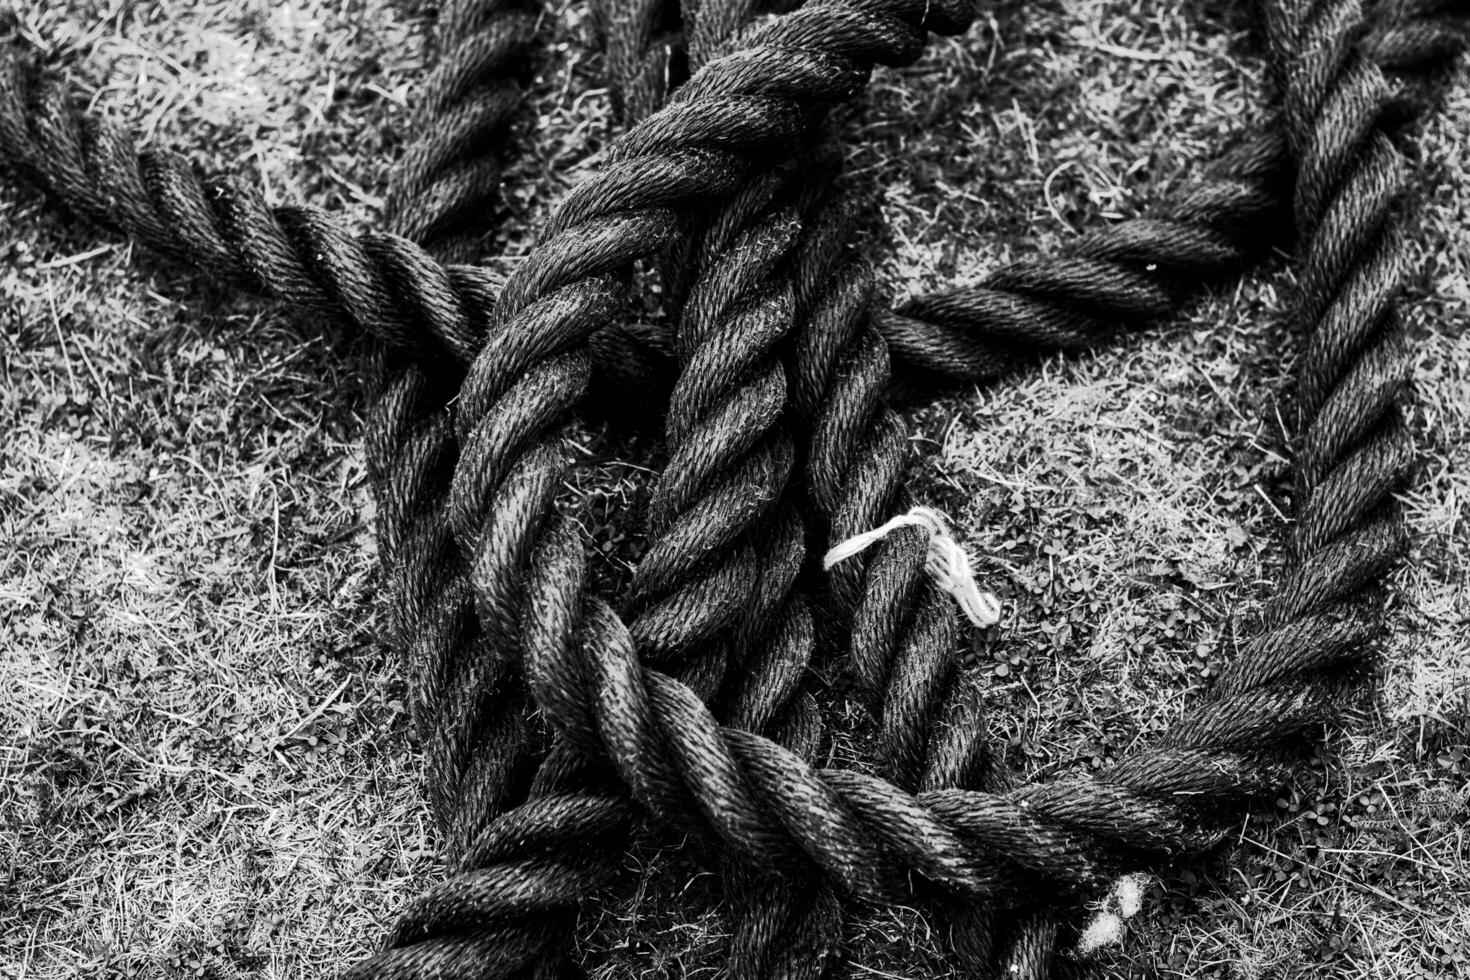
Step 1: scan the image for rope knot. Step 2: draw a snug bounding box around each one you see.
[823,506,1001,627]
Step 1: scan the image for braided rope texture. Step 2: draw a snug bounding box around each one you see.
[678,2,1463,972]
[612,9,855,975]
[367,4,1460,975]
[366,5,684,977]
[776,161,1018,973]
[594,0,680,124]
[347,3,987,976]
[0,0,1463,976]
[364,0,544,869]
[381,1,839,974]
[875,3,1470,386]
[0,53,495,365]
[384,0,536,260]
[2,6,1455,394]
[341,3,999,975]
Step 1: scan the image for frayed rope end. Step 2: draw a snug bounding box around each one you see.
[823,506,1001,627]
[1076,873,1152,956]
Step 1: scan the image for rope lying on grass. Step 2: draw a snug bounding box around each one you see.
[0,0,1463,975]
[352,5,985,976]
[1,4,1457,390]
[365,0,545,866]
[383,0,536,260]
[367,2,1455,972]
[992,0,1461,970]
[594,0,679,124]
[761,141,1019,971]
[879,0,1469,384]
[370,4,814,975]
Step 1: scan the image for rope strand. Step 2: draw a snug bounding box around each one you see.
[1,0,1464,975]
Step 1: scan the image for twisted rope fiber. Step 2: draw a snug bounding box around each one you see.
[668,157,848,979]
[384,0,536,259]
[766,157,1019,972]
[0,28,1428,957]
[2,0,1434,969]
[620,162,845,979]
[343,3,983,976]
[582,9,854,973]
[427,6,844,973]
[775,3,1465,972]
[362,3,754,974]
[349,1,1176,963]
[0,5,934,975]
[875,0,1469,384]
[0,9,609,975]
[364,0,555,869]
[779,20,1467,964]
[0,0,1446,975]
[594,0,681,124]
[378,0,1456,959]
[0,59,490,367]
[0,5,1452,397]
[591,14,847,970]
[927,3,1463,970]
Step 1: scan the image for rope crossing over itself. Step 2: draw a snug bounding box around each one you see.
[361,0,1464,970]
[366,0,543,868]
[0,0,1465,976]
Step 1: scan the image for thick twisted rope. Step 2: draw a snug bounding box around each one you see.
[438,0,974,743]
[364,0,550,865]
[583,9,850,972]
[383,0,536,260]
[876,1,1468,385]
[377,0,1457,958]
[973,4,1465,971]
[2,0,1459,972]
[671,157,852,979]
[346,4,980,976]
[365,7,702,976]
[747,23,1057,962]
[0,38,675,415]
[641,167,843,978]
[594,0,679,124]
[1266,0,1422,588]
[3,6,1452,396]
[771,17,1466,965]
[0,56,497,366]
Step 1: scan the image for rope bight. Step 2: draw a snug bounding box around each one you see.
[361,1,1462,976]
[0,0,1465,976]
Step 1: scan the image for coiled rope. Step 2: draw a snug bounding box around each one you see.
[371,0,1458,968]
[383,0,536,260]
[3,5,1457,391]
[352,3,982,975]
[0,0,1464,975]
[594,0,679,124]
[878,1,1469,385]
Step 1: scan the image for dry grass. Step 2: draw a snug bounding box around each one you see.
[1,0,1467,978]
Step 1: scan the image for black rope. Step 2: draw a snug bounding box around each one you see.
[0,0,1464,976]
[875,2,1468,386]
[594,0,681,124]
[365,0,545,867]
[384,0,1460,961]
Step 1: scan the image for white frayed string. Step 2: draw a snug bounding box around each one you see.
[823,506,1001,627]
[1076,873,1152,956]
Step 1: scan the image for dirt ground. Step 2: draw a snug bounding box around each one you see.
[1,1,1466,978]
